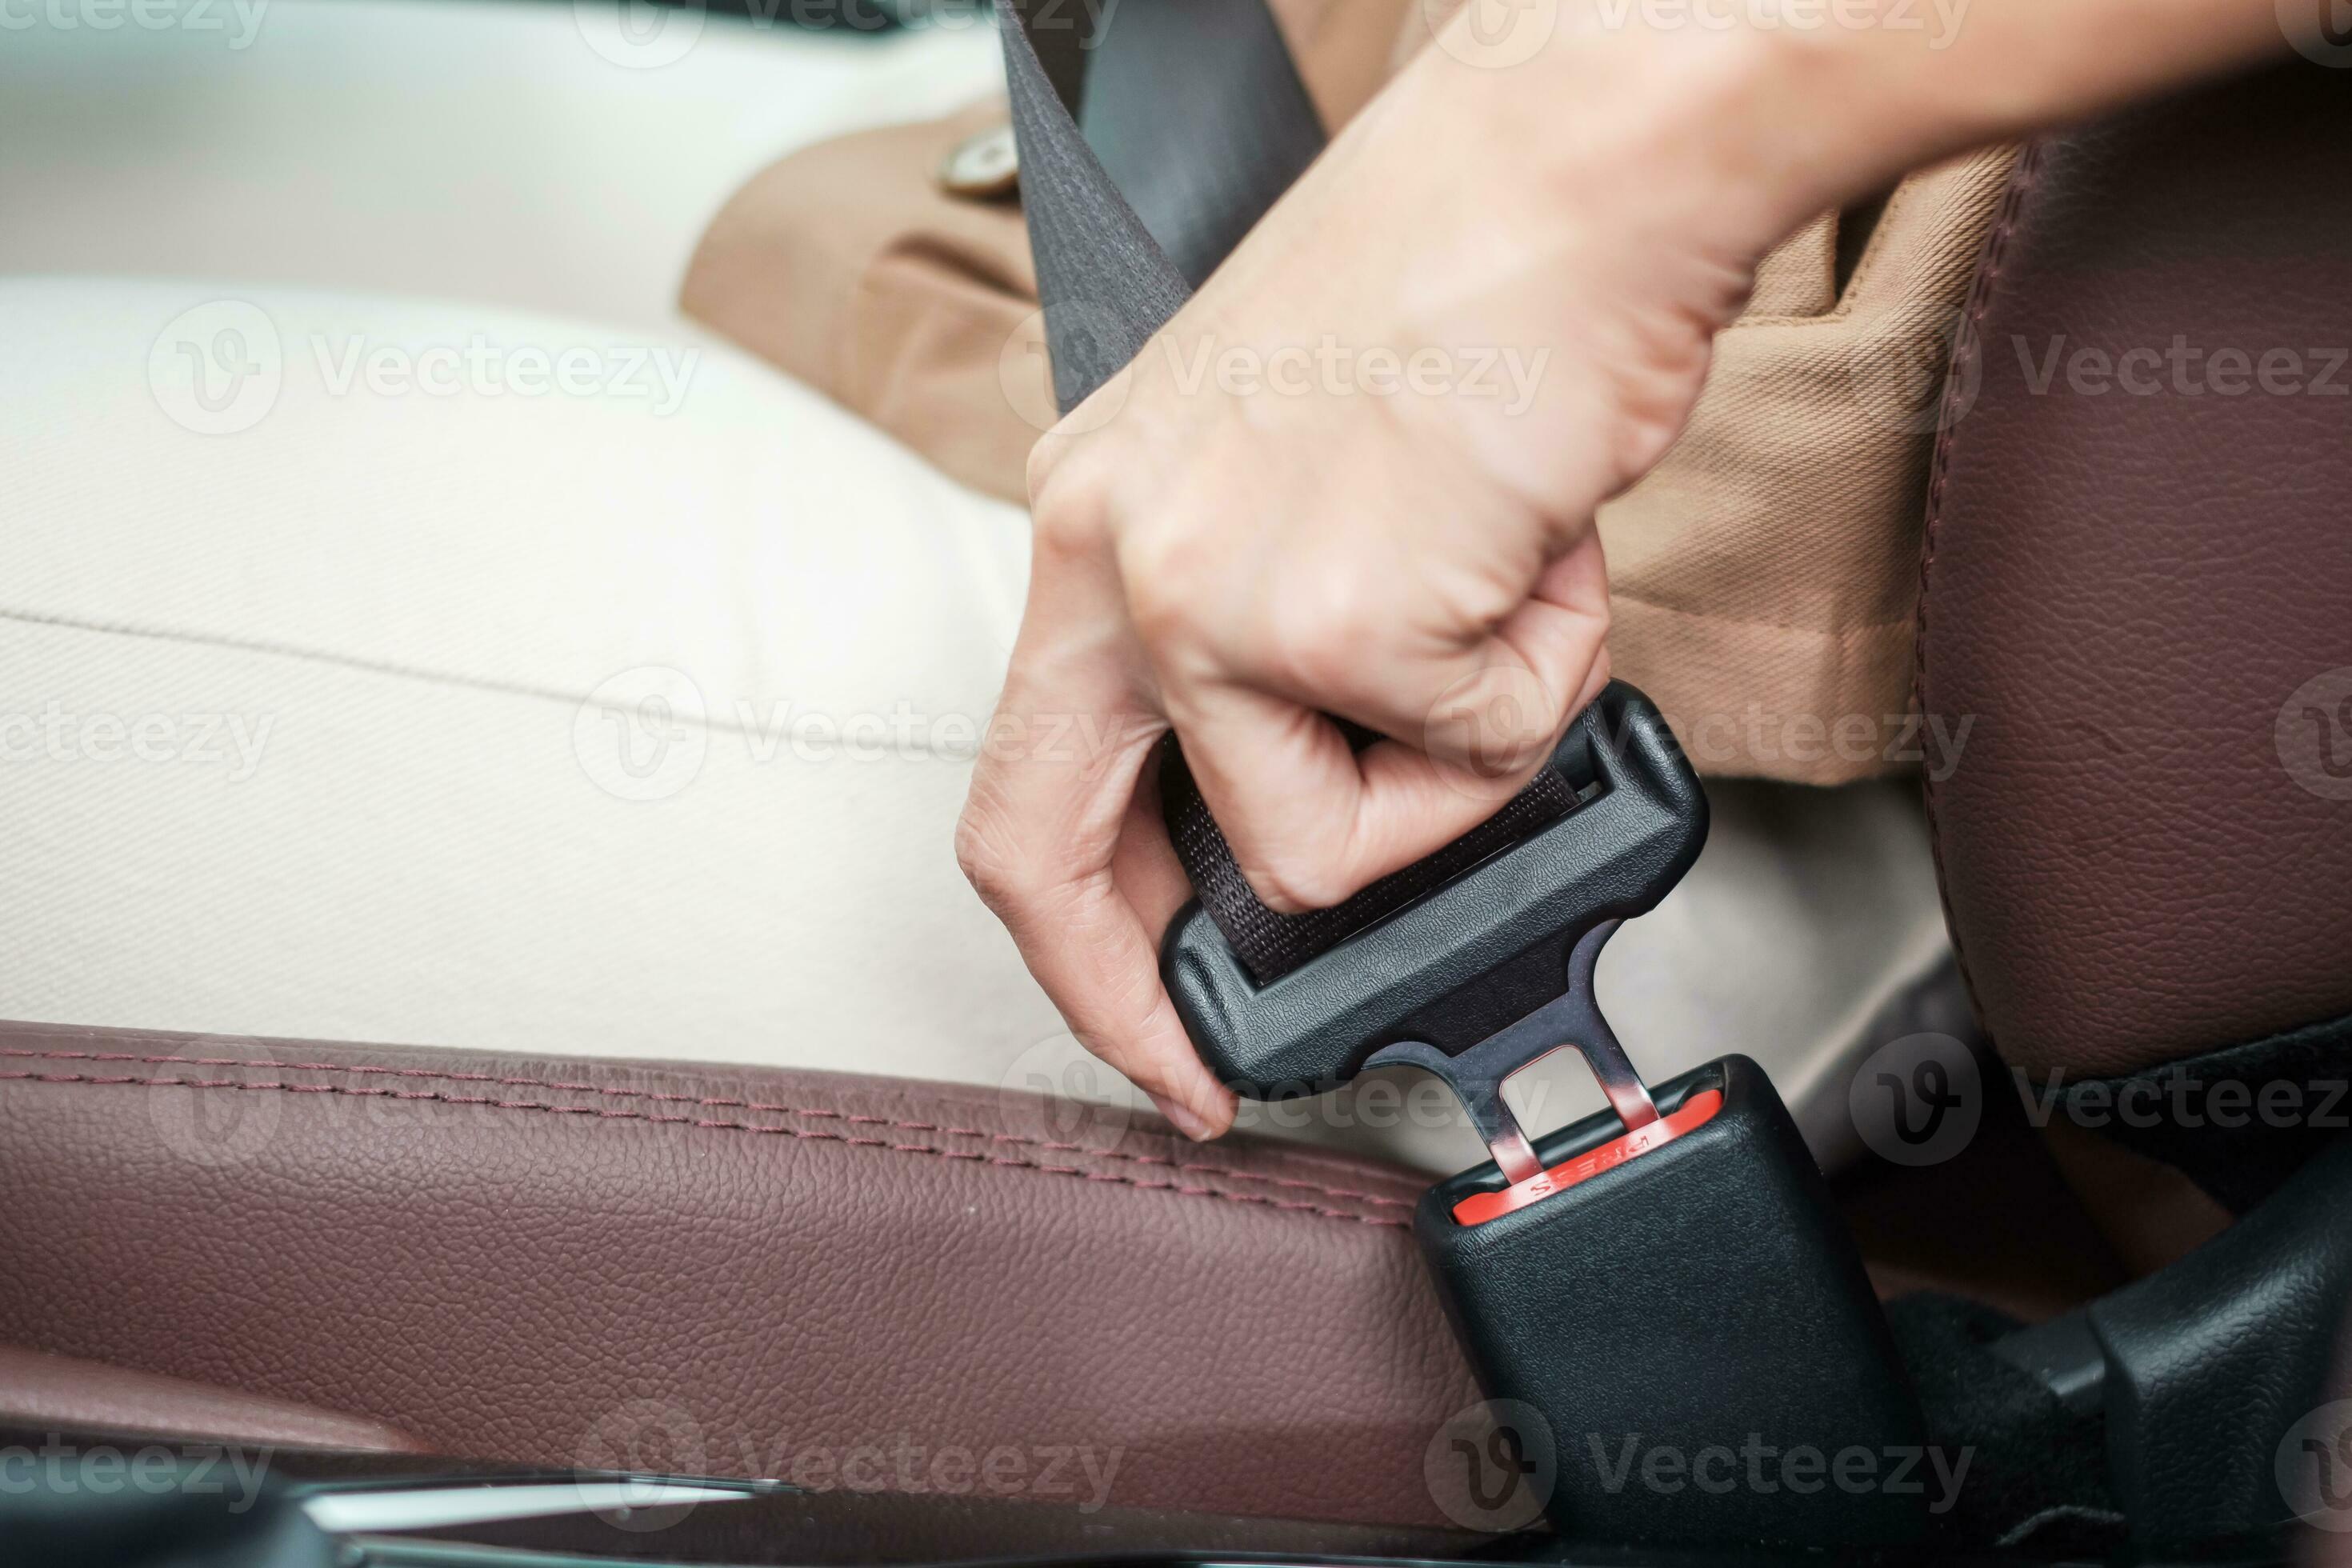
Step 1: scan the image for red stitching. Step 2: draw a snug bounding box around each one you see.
[0,1066,1412,1229]
[0,1046,1414,1209]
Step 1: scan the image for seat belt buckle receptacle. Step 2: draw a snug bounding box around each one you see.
[1161,682,1927,1546]
[1421,1055,1927,1546]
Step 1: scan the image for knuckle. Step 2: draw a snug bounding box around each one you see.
[1244,850,1349,915]
[1029,498,1102,572]
[1278,632,1358,699]
[1022,426,1065,502]
[1262,577,1379,697]
[953,797,1032,914]
[1026,442,1117,559]
[1120,553,1194,650]
[1119,530,1220,662]
[1429,661,1574,775]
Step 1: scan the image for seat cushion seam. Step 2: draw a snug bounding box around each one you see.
[0,1066,1412,1228]
[0,607,972,759]
[0,605,588,710]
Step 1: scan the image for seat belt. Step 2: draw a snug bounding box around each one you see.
[997,0,1325,408]
[1063,0,1328,287]
[998,23,1935,1546]
[997,0,1190,413]
[997,0,1689,1232]
[998,0,1585,986]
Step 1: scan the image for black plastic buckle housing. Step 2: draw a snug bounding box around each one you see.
[1159,683,1707,1098]
[1420,1056,1930,1546]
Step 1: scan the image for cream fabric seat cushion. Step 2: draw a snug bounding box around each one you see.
[0,275,1955,1172]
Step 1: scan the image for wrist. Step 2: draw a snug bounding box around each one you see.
[1497,16,1905,262]
[1469,0,2289,255]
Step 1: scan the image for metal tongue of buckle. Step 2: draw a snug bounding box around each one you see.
[1362,918,1655,1185]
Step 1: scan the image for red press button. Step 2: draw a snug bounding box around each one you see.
[1451,1089,1724,1227]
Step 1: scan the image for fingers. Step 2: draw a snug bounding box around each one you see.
[1320,528,1613,779]
[1162,528,1613,914]
[993,859,1238,1140]
[956,658,1238,1142]
[1168,685,1484,913]
[1110,762,1201,949]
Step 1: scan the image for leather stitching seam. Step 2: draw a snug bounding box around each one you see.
[0,1046,1410,1209]
[0,1058,1413,1226]
[1914,138,2044,1043]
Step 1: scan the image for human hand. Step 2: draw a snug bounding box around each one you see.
[954,10,1778,1138]
[957,0,2284,1139]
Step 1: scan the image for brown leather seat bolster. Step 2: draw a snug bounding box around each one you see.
[0,1021,1474,1526]
[1918,59,2352,1084]
[0,1345,430,1455]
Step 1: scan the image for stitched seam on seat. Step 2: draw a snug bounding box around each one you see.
[1914,139,2044,1043]
[2,1069,1410,1228]
[0,1053,1415,1219]
[0,1046,1411,1208]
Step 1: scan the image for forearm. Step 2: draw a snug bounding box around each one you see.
[1754,0,2289,220]
[970,0,2294,1130]
[1402,0,2290,283]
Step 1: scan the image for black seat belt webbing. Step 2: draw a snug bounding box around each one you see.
[997,0,1581,983]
